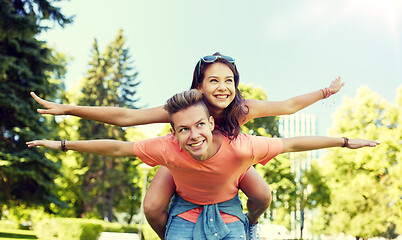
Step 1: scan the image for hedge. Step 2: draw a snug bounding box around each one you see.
[34,218,104,240]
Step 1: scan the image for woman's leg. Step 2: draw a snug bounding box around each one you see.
[143,166,176,239]
[239,166,272,224]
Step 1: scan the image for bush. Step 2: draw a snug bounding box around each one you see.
[0,220,18,229]
[101,221,138,233]
[141,224,159,240]
[34,218,103,240]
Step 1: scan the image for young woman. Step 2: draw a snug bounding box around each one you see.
[31,53,344,239]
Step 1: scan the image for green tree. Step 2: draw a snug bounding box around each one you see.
[238,84,299,229]
[0,0,72,215]
[311,86,402,238]
[75,30,141,221]
[240,83,279,137]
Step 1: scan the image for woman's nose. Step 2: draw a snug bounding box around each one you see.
[217,81,226,90]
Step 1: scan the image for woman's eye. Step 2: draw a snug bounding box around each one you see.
[226,79,233,83]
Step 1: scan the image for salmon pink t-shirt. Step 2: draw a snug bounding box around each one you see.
[132,133,283,205]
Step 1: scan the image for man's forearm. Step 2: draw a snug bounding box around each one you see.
[282,136,379,153]
[27,139,134,157]
[64,140,134,157]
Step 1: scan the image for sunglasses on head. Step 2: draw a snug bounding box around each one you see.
[197,55,236,78]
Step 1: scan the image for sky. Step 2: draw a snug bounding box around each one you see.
[40,0,402,135]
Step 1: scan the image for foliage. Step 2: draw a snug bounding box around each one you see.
[237,84,299,229]
[260,154,297,229]
[310,86,402,238]
[240,83,279,137]
[141,224,160,240]
[34,218,103,240]
[0,228,37,239]
[0,0,71,215]
[33,217,142,240]
[73,29,142,222]
[1,205,53,230]
[0,220,18,230]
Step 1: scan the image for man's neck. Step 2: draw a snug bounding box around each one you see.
[207,130,223,159]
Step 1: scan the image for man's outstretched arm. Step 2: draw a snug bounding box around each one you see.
[26,139,135,157]
[281,136,379,153]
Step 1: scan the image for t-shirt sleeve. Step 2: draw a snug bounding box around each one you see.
[132,135,170,167]
[251,136,283,165]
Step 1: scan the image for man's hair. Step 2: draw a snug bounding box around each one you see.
[164,89,210,128]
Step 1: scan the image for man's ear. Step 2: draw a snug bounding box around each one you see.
[209,116,215,131]
[170,128,177,140]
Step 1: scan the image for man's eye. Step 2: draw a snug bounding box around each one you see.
[198,122,205,127]
[179,128,188,132]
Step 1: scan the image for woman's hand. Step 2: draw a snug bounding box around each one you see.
[30,92,66,115]
[328,76,345,95]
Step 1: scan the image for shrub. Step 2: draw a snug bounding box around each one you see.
[0,220,18,229]
[34,218,103,240]
[101,221,138,233]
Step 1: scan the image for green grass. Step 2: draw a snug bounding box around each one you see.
[0,229,37,240]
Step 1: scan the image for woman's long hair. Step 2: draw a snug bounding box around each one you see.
[191,52,248,140]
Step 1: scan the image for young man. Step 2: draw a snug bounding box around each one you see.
[27,89,379,240]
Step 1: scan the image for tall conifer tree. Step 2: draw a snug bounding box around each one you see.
[0,0,72,212]
[76,30,141,221]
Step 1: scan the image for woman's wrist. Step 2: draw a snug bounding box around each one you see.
[320,88,332,99]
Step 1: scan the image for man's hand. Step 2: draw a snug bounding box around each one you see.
[26,140,62,150]
[346,139,380,149]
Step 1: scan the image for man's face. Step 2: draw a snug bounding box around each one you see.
[171,104,215,161]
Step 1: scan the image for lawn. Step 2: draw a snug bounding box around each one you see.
[0,229,37,240]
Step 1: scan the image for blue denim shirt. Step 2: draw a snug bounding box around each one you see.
[166,193,248,240]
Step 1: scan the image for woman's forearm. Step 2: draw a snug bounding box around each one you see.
[278,76,344,115]
[31,92,169,127]
[244,77,344,119]
[64,105,169,127]
[283,90,324,114]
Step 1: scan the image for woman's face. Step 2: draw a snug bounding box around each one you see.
[198,62,236,113]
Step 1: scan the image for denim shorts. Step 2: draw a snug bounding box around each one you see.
[165,216,246,240]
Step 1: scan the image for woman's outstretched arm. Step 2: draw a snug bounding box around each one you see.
[244,76,344,122]
[30,92,169,127]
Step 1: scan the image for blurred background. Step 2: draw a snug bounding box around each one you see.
[0,0,401,239]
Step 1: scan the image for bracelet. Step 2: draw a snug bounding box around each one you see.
[342,137,349,147]
[320,88,332,99]
[61,139,67,152]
